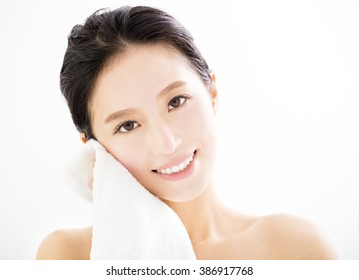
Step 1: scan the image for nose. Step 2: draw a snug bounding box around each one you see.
[148,121,182,156]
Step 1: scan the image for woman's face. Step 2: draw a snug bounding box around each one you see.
[91,44,217,202]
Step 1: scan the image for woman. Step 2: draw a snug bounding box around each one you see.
[36,5,337,259]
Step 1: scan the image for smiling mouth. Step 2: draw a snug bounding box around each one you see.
[152,150,197,175]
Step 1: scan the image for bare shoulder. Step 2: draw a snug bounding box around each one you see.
[36,227,92,260]
[250,214,338,259]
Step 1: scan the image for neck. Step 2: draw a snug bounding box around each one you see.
[162,182,226,244]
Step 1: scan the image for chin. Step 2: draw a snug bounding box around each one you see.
[159,177,211,203]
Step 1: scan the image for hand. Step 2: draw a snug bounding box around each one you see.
[87,154,95,190]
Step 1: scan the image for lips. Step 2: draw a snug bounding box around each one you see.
[152,150,197,175]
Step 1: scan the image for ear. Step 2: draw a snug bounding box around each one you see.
[80,132,87,143]
[209,72,218,114]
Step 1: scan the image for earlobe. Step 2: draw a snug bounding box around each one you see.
[212,95,218,114]
[80,132,87,144]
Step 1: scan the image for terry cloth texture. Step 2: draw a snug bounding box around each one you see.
[65,140,196,260]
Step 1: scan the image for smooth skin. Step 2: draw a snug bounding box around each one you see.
[37,44,337,260]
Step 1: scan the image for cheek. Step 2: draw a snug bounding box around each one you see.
[186,99,217,144]
[105,141,145,178]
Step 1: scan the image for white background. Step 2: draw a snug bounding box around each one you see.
[0,0,358,259]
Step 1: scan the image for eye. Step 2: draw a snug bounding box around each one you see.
[114,121,139,134]
[168,95,189,111]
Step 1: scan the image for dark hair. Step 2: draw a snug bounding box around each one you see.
[60,6,211,140]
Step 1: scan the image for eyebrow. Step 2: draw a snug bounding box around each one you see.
[104,80,187,124]
[157,80,186,99]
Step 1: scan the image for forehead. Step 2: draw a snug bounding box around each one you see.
[91,44,202,113]
[95,43,194,92]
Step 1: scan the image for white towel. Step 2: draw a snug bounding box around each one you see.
[66,139,196,260]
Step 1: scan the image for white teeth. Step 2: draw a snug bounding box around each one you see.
[178,162,186,171]
[156,154,194,175]
[171,166,180,173]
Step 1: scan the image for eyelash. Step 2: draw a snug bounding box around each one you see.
[114,120,139,134]
[113,94,191,134]
[168,95,191,111]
